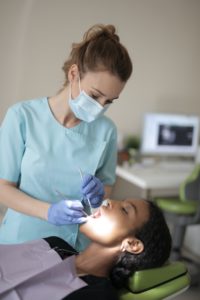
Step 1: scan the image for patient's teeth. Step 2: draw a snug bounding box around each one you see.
[102,199,109,207]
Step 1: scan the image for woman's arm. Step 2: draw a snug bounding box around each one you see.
[0,179,50,220]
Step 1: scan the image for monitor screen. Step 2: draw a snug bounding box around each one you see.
[140,113,200,157]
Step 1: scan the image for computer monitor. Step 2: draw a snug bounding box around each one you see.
[140,113,200,157]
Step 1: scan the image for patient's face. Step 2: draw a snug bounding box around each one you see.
[80,198,149,246]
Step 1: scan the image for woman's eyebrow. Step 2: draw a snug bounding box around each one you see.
[92,87,106,96]
[127,201,137,214]
[92,87,119,100]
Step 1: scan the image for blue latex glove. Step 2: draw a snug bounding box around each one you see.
[48,200,87,225]
[81,174,105,208]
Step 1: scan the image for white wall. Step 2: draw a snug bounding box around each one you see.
[0,0,200,255]
[0,0,200,136]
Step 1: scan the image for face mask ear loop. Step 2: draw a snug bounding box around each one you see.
[78,75,81,93]
[68,82,72,101]
[68,74,81,102]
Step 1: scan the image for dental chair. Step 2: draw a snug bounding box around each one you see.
[119,261,190,300]
[155,164,200,285]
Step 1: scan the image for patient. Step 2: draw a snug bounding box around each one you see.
[0,198,171,300]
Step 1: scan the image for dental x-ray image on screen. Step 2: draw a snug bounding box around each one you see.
[141,113,200,157]
[158,125,194,146]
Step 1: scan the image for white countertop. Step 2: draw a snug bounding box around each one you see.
[116,160,195,190]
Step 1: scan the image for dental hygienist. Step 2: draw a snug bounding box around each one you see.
[0,24,132,251]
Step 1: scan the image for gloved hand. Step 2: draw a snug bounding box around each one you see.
[48,200,87,225]
[81,174,105,208]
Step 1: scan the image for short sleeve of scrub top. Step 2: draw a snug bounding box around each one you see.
[0,107,25,182]
[0,98,118,251]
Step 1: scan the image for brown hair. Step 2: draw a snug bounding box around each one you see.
[62,24,132,86]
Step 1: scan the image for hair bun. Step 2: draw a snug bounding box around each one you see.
[62,23,132,85]
[83,24,120,43]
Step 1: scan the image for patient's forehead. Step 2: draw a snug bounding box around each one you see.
[125,197,149,207]
[125,197,148,204]
[111,197,148,205]
[119,197,150,218]
[109,197,149,210]
[126,198,150,221]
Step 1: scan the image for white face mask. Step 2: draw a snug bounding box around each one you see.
[68,78,110,123]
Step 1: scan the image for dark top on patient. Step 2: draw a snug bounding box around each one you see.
[44,237,119,300]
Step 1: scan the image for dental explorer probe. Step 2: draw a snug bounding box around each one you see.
[77,167,93,212]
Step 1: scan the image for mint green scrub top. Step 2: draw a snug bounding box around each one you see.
[0,98,117,251]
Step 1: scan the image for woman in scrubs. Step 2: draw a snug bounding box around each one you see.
[0,198,172,300]
[0,24,132,250]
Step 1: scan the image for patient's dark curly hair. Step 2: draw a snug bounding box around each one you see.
[109,200,172,289]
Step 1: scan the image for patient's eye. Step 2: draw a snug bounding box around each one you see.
[122,207,128,214]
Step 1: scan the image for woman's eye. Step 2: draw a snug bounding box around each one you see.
[91,94,99,100]
[106,100,113,105]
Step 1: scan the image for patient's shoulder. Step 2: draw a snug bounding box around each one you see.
[43,236,78,258]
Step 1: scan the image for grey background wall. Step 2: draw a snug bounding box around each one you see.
[1,0,200,137]
[0,0,200,255]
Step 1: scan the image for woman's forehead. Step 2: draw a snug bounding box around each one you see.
[125,198,147,204]
[126,199,150,226]
[126,198,149,209]
[117,198,150,219]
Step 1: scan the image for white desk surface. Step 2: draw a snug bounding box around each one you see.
[116,161,195,191]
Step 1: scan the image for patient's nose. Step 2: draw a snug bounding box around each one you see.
[108,199,121,210]
[106,199,113,209]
